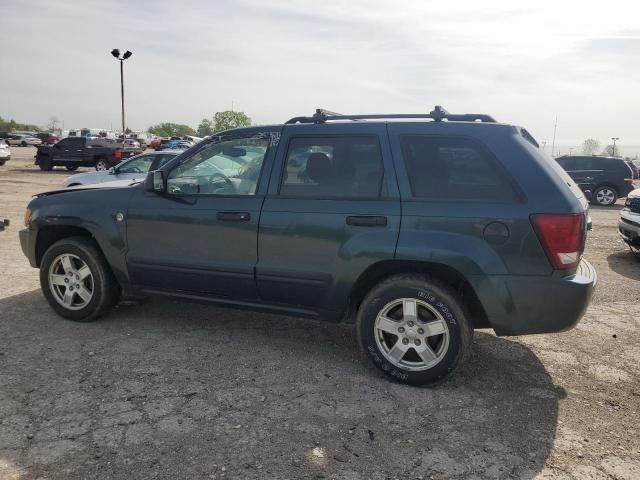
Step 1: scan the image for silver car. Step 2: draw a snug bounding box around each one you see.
[0,141,10,165]
[63,150,183,188]
[6,134,42,146]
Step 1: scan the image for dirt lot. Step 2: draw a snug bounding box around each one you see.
[1,147,639,480]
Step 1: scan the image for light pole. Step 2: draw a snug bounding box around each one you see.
[110,49,132,145]
[611,137,619,157]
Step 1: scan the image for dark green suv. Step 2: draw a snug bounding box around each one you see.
[19,107,596,385]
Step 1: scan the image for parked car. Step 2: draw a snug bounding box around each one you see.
[625,160,639,180]
[619,188,640,253]
[19,106,596,386]
[35,136,142,171]
[148,138,163,150]
[165,140,193,150]
[6,134,42,147]
[0,141,10,166]
[0,218,8,232]
[34,133,60,145]
[555,155,635,206]
[63,150,184,187]
[123,138,141,149]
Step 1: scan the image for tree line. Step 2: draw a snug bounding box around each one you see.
[148,110,251,138]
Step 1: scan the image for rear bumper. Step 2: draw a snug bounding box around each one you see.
[19,228,38,267]
[471,259,597,336]
[619,210,640,247]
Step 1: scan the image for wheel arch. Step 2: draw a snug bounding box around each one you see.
[345,260,489,328]
[35,226,94,267]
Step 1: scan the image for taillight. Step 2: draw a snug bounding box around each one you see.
[115,148,122,159]
[531,214,585,270]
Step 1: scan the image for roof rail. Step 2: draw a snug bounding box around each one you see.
[285,106,496,124]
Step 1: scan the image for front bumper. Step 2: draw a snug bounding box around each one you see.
[618,209,640,247]
[19,228,38,267]
[471,259,597,336]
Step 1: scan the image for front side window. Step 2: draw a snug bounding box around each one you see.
[117,155,154,174]
[399,135,517,202]
[167,137,269,195]
[280,136,384,198]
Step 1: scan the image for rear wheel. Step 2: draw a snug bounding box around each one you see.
[357,274,472,386]
[40,237,120,321]
[66,165,79,171]
[593,185,618,206]
[95,159,108,171]
[21,141,27,147]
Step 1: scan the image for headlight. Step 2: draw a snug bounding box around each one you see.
[24,208,32,227]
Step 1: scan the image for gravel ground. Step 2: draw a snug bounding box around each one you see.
[0,147,639,480]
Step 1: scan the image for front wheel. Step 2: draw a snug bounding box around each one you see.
[357,274,472,386]
[592,186,618,206]
[21,141,27,147]
[40,237,120,321]
[95,159,108,171]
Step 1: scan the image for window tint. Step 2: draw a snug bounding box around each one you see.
[573,157,591,170]
[167,137,268,195]
[280,136,383,198]
[118,155,154,174]
[556,157,575,170]
[64,137,84,149]
[399,135,517,202]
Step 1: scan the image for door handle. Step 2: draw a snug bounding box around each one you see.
[346,215,387,227]
[217,211,250,221]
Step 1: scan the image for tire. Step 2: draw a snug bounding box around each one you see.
[356,274,472,386]
[66,165,79,171]
[21,141,27,147]
[592,185,618,206]
[38,157,53,171]
[95,159,108,171]
[40,237,120,322]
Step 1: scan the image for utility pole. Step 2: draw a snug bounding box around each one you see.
[110,49,133,145]
[611,137,619,157]
[551,116,558,158]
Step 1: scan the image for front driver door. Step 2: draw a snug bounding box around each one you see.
[125,131,276,300]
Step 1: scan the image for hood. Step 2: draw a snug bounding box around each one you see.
[35,179,142,198]
[628,188,640,199]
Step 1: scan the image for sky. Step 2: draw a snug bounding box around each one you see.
[1,0,640,154]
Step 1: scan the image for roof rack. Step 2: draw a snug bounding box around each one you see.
[285,106,496,124]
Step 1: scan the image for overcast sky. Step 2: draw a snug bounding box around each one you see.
[2,0,639,150]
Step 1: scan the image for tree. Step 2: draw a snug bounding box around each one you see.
[582,138,599,156]
[212,111,251,133]
[148,123,196,137]
[197,118,214,137]
[47,116,60,132]
[602,145,617,156]
[0,116,40,132]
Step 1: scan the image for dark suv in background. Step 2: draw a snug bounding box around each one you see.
[20,107,596,385]
[556,155,635,206]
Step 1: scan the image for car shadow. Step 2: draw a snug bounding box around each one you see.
[0,291,560,479]
[607,250,640,279]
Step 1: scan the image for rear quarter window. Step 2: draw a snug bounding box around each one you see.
[399,135,519,202]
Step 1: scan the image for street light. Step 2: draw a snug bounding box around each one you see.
[611,137,620,157]
[110,49,133,145]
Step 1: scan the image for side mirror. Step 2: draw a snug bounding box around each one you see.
[108,167,116,174]
[583,190,593,202]
[145,170,166,194]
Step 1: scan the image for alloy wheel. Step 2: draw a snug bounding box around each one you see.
[48,254,94,310]
[374,298,450,371]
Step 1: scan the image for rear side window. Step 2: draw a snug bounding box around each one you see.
[280,136,384,198]
[399,135,518,202]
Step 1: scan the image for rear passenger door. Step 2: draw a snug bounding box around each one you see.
[257,123,401,319]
